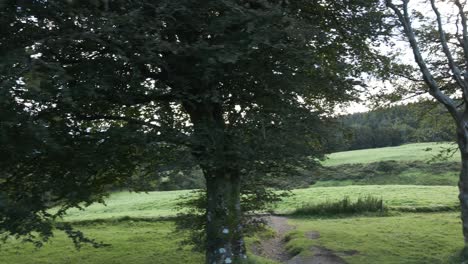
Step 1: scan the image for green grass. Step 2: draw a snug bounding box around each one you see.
[61,190,193,221]
[58,142,460,222]
[285,212,464,264]
[245,233,281,264]
[0,221,204,264]
[323,142,457,166]
[1,185,463,264]
[57,185,460,221]
[59,185,459,221]
[276,185,459,214]
[313,170,458,187]
[0,220,277,264]
[2,142,464,263]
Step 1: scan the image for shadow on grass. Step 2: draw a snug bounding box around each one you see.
[447,247,468,264]
[64,215,179,226]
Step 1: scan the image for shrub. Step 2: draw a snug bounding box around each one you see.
[292,195,386,216]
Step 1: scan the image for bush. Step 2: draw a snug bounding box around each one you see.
[292,195,386,216]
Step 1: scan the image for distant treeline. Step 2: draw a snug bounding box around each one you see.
[329,101,455,152]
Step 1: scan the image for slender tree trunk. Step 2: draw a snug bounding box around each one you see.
[457,124,468,246]
[459,151,468,244]
[204,169,246,264]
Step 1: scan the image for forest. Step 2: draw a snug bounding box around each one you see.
[333,101,455,152]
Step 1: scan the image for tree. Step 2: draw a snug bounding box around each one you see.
[333,101,454,152]
[0,1,389,263]
[386,0,468,248]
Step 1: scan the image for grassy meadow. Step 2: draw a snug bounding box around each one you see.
[58,185,459,222]
[61,190,191,221]
[313,142,460,187]
[0,221,204,264]
[280,185,458,213]
[1,142,466,264]
[322,142,458,166]
[285,212,464,264]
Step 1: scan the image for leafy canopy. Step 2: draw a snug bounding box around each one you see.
[0,0,389,245]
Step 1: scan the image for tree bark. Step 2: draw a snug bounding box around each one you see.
[457,122,468,246]
[182,101,246,263]
[204,169,246,264]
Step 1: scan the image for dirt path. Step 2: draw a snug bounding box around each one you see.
[257,216,295,262]
[255,216,350,264]
[287,246,348,264]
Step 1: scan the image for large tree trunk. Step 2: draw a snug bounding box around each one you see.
[182,101,246,263]
[204,169,246,264]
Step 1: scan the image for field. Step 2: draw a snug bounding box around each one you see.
[0,221,204,264]
[313,142,460,187]
[322,142,457,166]
[57,185,458,222]
[1,142,466,264]
[286,212,464,264]
[61,190,191,221]
[280,185,458,213]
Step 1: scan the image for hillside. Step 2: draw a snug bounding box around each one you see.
[1,142,465,264]
[302,142,460,188]
[323,142,457,166]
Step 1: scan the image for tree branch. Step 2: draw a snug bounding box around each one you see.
[392,71,425,82]
[455,13,465,49]
[430,0,468,102]
[104,92,177,106]
[387,0,460,119]
[75,114,161,128]
[454,0,468,66]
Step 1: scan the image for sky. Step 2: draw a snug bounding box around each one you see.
[341,0,463,114]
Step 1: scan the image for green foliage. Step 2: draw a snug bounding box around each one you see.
[0,0,390,250]
[121,142,461,191]
[155,170,205,191]
[128,143,461,191]
[173,181,290,252]
[331,101,455,152]
[291,196,386,216]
